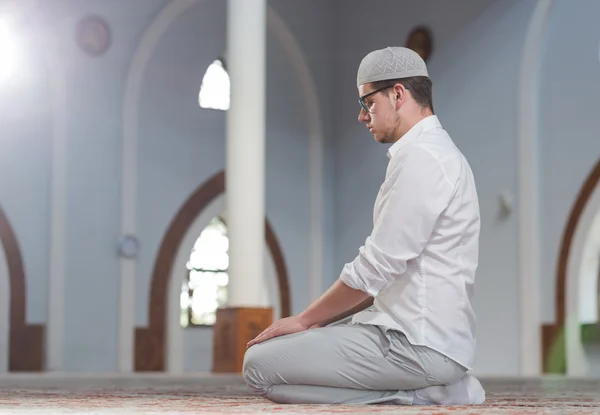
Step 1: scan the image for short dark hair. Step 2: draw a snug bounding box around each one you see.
[371,76,433,113]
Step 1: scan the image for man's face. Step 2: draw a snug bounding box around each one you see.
[357,83,399,144]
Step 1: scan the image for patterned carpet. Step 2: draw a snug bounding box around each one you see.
[0,374,598,414]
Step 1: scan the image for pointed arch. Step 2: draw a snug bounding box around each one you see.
[543,158,600,373]
[0,206,44,371]
[135,170,290,371]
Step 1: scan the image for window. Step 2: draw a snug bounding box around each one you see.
[198,58,230,111]
[180,217,229,327]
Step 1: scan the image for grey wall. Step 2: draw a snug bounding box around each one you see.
[332,0,536,375]
[269,0,338,293]
[135,0,230,330]
[2,0,167,371]
[0,22,52,327]
[7,0,335,371]
[539,0,600,324]
[59,0,167,373]
[537,0,600,375]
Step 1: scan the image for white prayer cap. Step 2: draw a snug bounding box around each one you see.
[356,46,429,87]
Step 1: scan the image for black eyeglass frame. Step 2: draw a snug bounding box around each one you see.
[358,84,409,113]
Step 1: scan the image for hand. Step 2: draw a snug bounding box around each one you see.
[246,315,310,348]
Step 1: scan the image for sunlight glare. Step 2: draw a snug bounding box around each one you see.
[0,15,19,84]
[0,15,18,82]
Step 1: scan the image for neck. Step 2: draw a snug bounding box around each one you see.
[392,108,434,142]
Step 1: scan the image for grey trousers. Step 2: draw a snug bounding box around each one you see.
[242,323,467,405]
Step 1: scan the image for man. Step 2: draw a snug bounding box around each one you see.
[242,46,485,406]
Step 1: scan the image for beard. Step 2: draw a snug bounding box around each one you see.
[373,125,399,144]
[376,133,396,144]
[376,114,402,144]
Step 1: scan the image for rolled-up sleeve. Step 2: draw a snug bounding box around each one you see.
[339,147,457,296]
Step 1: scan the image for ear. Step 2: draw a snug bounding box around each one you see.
[392,83,404,101]
[392,84,405,109]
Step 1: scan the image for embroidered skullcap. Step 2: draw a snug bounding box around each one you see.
[357,46,429,87]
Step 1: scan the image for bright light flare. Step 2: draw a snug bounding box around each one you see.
[0,15,19,84]
[199,59,230,111]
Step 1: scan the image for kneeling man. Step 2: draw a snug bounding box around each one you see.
[243,46,486,406]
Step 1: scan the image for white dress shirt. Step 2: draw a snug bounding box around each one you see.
[340,115,480,370]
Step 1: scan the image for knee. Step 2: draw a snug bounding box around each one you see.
[428,358,468,386]
[242,344,271,395]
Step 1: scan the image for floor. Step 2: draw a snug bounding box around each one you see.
[0,374,598,414]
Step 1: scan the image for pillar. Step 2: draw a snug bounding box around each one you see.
[213,0,273,373]
[225,0,266,307]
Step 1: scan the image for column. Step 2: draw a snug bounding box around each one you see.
[225,0,266,307]
[213,0,272,374]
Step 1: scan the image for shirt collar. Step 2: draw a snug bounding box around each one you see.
[387,115,442,159]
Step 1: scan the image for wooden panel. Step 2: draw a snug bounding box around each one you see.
[134,328,164,372]
[212,307,273,373]
[541,324,558,372]
[0,207,45,371]
[9,324,45,371]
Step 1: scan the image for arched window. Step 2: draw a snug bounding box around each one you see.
[198,58,230,111]
[180,217,229,327]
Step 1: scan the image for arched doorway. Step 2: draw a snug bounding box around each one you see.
[543,159,600,373]
[0,207,44,371]
[134,170,291,371]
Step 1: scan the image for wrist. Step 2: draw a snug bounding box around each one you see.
[297,311,317,328]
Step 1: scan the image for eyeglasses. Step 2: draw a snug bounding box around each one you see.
[358,85,409,113]
[358,86,392,113]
